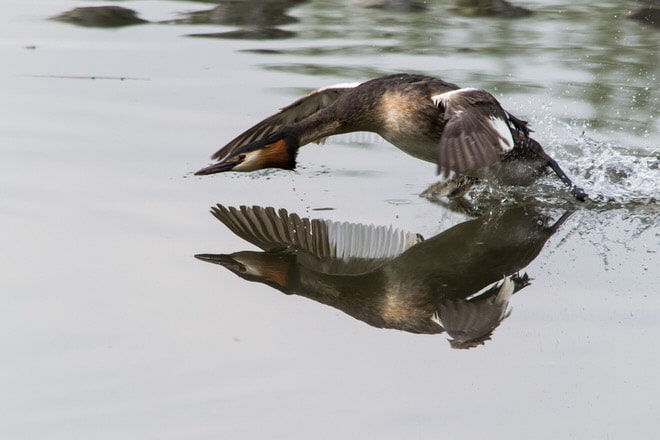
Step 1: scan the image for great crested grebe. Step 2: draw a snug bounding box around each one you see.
[195,73,587,201]
[196,204,572,347]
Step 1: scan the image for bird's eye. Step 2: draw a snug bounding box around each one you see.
[238,153,246,160]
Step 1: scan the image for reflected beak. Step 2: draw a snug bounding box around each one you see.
[194,253,245,271]
[194,157,242,175]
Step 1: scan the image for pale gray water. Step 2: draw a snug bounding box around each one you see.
[1,1,658,439]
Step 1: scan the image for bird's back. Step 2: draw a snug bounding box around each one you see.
[353,74,461,162]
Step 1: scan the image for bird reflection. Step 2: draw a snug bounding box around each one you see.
[196,205,571,348]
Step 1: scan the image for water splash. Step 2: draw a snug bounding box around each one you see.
[569,131,659,208]
[436,115,659,271]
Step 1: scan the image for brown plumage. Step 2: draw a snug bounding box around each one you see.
[195,73,586,200]
[196,204,571,346]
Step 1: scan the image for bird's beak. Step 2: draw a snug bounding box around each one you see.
[194,156,242,175]
[195,253,243,270]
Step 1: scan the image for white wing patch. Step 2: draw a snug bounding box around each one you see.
[431,310,442,326]
[430,88,479,107]
[496,275,514,305]
[327,220,422,260]
[316,82,362,93]
[488,116,514,152]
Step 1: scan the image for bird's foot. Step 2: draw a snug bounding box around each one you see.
[421,176,479,200]
[570,185,588,202]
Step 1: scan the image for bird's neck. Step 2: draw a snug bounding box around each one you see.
[292,111,349,146]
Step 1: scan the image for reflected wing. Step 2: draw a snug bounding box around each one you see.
[211,83,360,160]
[432,88,527,177]
[211,205,423,274]
[432,275,521,349]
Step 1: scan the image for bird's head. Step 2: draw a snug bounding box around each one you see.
[194,129,299,176]
[194,251,297,292]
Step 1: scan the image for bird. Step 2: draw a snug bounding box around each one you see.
[194,73,587,201]
[196,204,571,347]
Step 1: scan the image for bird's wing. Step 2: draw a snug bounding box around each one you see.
[431,275,518,349]
[211,83,360,160]
[432,88,522,177]
[210,204,423,274]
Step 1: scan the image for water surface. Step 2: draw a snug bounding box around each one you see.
[1,1,658,439]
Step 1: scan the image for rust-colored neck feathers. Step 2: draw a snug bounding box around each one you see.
[262,137,297,170]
